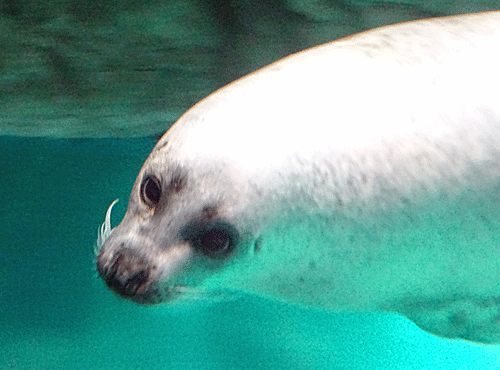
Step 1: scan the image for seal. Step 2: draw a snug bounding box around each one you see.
[96,11,500,343]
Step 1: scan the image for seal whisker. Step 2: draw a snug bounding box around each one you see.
[95,199,119,255]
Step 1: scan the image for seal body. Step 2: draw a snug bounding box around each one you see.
[97,11,500,343]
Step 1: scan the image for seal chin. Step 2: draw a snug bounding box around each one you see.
[125,290,163,305]
[156,285,190,304]
[129,286,187,305]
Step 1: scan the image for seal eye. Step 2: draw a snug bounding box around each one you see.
[194,221,237,258]
[140,175,162,208]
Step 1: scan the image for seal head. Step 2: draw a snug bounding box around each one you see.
[95,138,267,304]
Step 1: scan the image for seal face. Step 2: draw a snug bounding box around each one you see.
[96,11,500,343]
[96,157,251,304]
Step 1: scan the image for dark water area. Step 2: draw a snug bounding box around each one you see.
[1,136,499,369]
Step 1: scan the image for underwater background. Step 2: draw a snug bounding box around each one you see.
[1,136,500,370]
[2,0,500,368]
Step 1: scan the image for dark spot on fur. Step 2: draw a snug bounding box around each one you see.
[401,196,410,205]
[254,237,262,254]
[450,310,469,328]
[155,130,169,145]
[169,170,185,193]
[181,219,238,259]
[201,205,218,221]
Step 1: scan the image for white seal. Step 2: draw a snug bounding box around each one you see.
[96,11,500,344]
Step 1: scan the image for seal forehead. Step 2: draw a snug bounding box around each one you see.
[134,142,254,227]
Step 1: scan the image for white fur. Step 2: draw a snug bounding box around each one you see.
[105,11,500,343]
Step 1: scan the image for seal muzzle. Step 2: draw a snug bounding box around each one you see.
[96,247,159,304]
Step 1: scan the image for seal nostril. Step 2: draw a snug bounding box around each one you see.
[125,270,149,295]
[110,253,124,275]
[99,248,154,299]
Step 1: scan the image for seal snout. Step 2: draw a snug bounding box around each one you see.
[97,247,158,303]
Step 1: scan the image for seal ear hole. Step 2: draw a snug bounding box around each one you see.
[140,175,162,208]
[193,221,238,259]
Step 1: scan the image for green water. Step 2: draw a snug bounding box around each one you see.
[1,136,500,369]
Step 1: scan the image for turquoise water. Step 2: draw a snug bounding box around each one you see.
[1,136,500,369]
